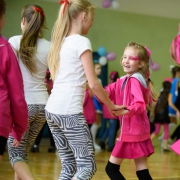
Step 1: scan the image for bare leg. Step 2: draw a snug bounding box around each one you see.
[134,156,148,171]
[109,155,124,165]
[15,173,21,180]
[163,139,169,149]
[14,162,35,180]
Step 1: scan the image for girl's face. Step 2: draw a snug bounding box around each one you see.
[82,12,94,35]
[94,64,102,76]
[121,47,142,76]
[0,14,6,32]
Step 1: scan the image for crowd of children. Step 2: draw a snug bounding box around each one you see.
[1,0,180,180]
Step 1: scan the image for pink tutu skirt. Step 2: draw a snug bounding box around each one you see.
[111,139,154,159]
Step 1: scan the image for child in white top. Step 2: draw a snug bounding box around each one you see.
[7,4,51,180]
[45,0,125,179]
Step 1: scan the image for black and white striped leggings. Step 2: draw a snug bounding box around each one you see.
[45,111,97,180]
[8,104,46,166]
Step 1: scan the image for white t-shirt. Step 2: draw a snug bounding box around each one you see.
[45,34,92,114]
[9,35,51,104]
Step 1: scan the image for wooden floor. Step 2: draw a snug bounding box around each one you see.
[0,138,180,180]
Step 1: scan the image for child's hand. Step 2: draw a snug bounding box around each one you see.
[12,139,20,148]
[108,104,126,117]
[112,108,129,116]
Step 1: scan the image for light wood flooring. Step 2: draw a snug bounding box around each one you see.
[0,138,180,180]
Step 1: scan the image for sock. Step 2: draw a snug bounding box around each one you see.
[105,161,126,180]
[136,169,152,180]
[90,124,99,144]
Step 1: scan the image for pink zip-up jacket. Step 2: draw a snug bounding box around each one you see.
[106,72,150,142]
[0,35,28,141]
[83,89,96,125]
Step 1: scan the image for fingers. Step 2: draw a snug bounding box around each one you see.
[112,109,129,116]
[12,139,20,148]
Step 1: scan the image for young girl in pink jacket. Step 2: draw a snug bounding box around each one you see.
[0,0,28,163]
[105,42,157,180]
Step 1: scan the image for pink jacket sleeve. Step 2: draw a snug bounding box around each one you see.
[4,43,28,141]
[126,78,146,117]
[105,82,117,100]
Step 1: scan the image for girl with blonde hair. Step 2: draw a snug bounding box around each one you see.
[45,0,125,179]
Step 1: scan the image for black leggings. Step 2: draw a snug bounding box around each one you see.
[0,136,7,155]
[171,125,180,141]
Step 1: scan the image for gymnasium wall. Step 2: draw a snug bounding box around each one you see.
[3,0,180,91]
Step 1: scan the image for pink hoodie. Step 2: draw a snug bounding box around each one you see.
[83,89,96,125]
[0,35,28,141]
[106,72,150,142]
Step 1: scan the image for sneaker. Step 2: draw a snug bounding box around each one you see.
[30,146,39,153]
[48,146,56,153]
[99,141,106,150]
[94,143,101,150]
[163,148,171,152]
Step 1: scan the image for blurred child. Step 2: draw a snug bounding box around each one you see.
[151,81,171,151]
[91,62,102,149]
[83,82,96,129]
[99,71,119,152]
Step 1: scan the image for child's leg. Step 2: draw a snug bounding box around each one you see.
[46,112,96,180]
[90,113,101,149]
[150,123,161,140]
[163,124,169,150]
[8,105,46,180]
[134,156,152,180]
[108,119,118,150]
[0,136,7,164]
[105,155,126,180]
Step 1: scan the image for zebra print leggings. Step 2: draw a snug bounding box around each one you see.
[8,105,46,166]
[45,111,97,180]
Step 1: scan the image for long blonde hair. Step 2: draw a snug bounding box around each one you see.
[125,42,158,104]
[48,0,95,80]
[20,4,46,75]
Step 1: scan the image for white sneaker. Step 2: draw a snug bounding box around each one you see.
[94,143,101,150]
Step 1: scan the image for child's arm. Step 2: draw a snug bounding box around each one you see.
[5,44,28,142]
[81,50,126,112]
[125,78,147,117]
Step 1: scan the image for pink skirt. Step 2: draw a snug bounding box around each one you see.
[111,139,154,159]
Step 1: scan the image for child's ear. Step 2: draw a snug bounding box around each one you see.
[22,17,25,25]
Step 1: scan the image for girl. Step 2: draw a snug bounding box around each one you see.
[31,70,55,153]
[83,82,96,129]
[0,0,28,163]
[151,81,171,151]
[7,4,51,180]
[45,0,125,179]
[91,62,102,149]
[105,42,156,180]
[168,66,180,122]
[99,71,119,152]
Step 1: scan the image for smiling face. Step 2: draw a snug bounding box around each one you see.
[121,47,142,76]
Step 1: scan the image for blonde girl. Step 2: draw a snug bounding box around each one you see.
[45,0,125,179]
